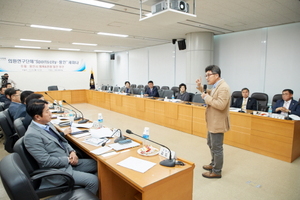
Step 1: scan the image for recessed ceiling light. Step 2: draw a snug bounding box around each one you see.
[97,32,128,38]
[30,24,72,31]
[58,48,80,51]
[20,39,51,43]
[94,50,113,52]
[72,42,97,46]
[15,46,41,49]
[67,0,114,9]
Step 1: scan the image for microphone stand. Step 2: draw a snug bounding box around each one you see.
[126,129,175,167]
[44,92,55,109]
[62,100,89,123]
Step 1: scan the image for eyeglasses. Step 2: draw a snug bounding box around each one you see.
[205,73,216,78]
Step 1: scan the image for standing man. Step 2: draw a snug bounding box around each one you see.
[1,73,16,88]
[196,65,230,178]
[24,99,98,194]
[144,81,159,97]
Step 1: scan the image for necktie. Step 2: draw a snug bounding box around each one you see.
[45,125,65,149]
[242,98,247,110]
[126,88,129,93]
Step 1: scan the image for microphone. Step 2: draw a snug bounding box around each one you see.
[203,84,207,94]
[126,129,176,167]
[111,129,126,143]
[44,92,56,109]
[57,105,80,120]
[62,100,89,124]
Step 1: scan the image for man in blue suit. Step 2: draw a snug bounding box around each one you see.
[144,80,159,97]
[232,88,257,110]
[273,89,300,116]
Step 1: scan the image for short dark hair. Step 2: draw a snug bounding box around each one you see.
[8,88,20,98]
[282,89,293,95]
[4,88,13,97]
[148,81,154,84]
[5,83,12,87]
[26,99,48,119]
[0,86,6,91]
[241,88,249,92]
[25,93,44,105]
[20,90,34,104]
[179,83,187,90]
[205,65,221,77]
[125,81,130,85]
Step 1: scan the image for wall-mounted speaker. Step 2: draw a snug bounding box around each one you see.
[110,54,115,60]
[172,39,177,44]
[177,39,186,50]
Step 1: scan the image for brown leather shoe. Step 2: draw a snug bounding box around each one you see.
[202,165,213,171]
[202,171,222,178]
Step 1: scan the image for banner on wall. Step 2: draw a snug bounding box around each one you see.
[0,57,86,72]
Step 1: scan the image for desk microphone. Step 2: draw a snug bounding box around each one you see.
[62,100,89,124]
[111,129,126,143]
[126,129,176,167]
[54,104,80,120]
[44,92,55,109]
[203,84,207,94]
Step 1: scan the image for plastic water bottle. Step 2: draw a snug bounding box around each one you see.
[268,104,272,117]
[172,94,174,99]
[118,88,120,93]
[69,111,74,127]
[142,127,150,145]
[141,90,144,98]
[98,113,103,128]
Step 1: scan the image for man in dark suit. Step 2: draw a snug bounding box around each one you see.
[273,89,300,116]
[144,80,159,97]
[232,88,257,110]
[24,99,98,194]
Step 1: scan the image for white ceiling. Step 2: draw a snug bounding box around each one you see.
[0,0,299,52]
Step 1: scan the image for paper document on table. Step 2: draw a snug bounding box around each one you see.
[90,146,112,155]
[82,137,107,146]
[117,156,156,173]
[289,114,300,120]
[90,128,113,138]
[72,123,93,128]
[230,107,241,112]
[109,141,140,151]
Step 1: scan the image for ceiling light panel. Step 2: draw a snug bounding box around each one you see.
[97,32,128,37]
[20,39,51,43]
[30,25,72,31]
[67,0,115,9]
[72,42,97,46]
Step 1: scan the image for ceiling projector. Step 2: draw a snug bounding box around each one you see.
[151,0,189,14]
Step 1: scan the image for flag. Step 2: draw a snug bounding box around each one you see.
[90,70,95,89]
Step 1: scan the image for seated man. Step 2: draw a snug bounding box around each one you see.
[13,90,34,120]
[2,88,14,109]
[176,83,190,101]
[24,99,98,194]
[0,86,6,98]
[144,80,159,97]
[120,81,133,94]
[273,89,300,116]
[232,88,257,110]
[7,88,22,119]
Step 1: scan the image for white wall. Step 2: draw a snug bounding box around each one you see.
[0,48,97,91]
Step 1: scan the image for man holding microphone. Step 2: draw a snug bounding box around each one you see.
[196,65,230,178]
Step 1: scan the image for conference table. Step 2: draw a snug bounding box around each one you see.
[39,89,300,163]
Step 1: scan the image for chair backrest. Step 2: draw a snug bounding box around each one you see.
[161,86,169,90]
[3,109,14,130]
[144,85,149,91]
[231,91,242,106]
[137,84,144,89]
[272,94,282,108]
[130,84,136,88]
[113,86,120,92]
[155,85,160,90]
[162,90,173,99]
[192,94,205,103]
[0,153,39,200]
[0,102,5,111]
[101,85,107,90]
[189,93,195,102]
[251,92,269,110]
[0,111,18,153]
[171,86,179,93]
[158,89,164,97]
[14,117,26,138]
[48,85,58,91]
[138,88,145,95]
[133,88,140,94]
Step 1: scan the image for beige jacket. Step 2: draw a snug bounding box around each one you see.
[204,79,231,133]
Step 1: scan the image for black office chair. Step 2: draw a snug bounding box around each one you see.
[171,86,179,97]
[137,84,144,89]
[158,89,164,98]
[0,102,5,111]
[251,92,269,111]
[162,90,174,99]
[113,86,120,92]
[0,111,19,153]
[272,94,282,108]
[161,86,169,90]
[48,86,58,91]
[231,91,242,106]
[130,84,136,88]
[192,94,205,103]
[0,153,99,200]
[189,93,195,102]
[155,85,160,90]
[101,85,107,90]
[13,138,84,198]
[14,117,26,138]
[138,88,145,95]
[133,88,140,95]
[144,85,149,91]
